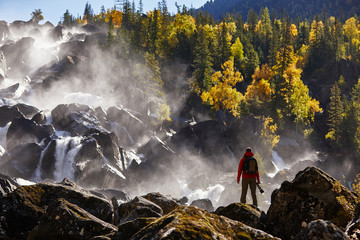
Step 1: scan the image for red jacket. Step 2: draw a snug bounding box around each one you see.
[237,151,260,183]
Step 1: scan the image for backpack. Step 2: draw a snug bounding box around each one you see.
[243,156,258,174]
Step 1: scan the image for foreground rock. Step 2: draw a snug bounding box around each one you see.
[141,192,181,215]
[27,198,118,240]
[0,180,113,239]
[130,205,280,240]
[215,203,266,230]
[295,219,349,240]
[267,166,357,239]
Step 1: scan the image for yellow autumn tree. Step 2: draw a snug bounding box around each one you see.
[245,64,274,102]
[104,9,123,29]
[167,13,196,47]
[201,58,245,117]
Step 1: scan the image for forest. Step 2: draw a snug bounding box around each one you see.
[58,0,360,173]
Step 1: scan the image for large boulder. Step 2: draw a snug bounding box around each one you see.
[0,21,10,43]
[106,106,147,147]
[130,205,280,240]
[6,116,54,151]
[13,103,40,119]
[141,192,181,215]
[117,196,163,225]
[266,167,357,239]
[115,218,157,239]
[295,219,349,240]
[215,203,266,230]
[0,105,24,127]
[8,143,43,179]
[47,24,64,41]
[27,198,118,240]
[51,103,107,136]
[0,83,20,99]
[0,181,113,239]
[0,37,35,78]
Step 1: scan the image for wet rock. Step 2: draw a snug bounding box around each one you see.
[48,24,63,41]
[51,103,107,136]
[0,181,113,239]
[215,203,266,230]
[131,205,280,240]
[0,37,35,78]
[59,40,86,59]
[346,203,360,240]
[117,196,163,225]
[27,198,117,240]
[92,189,128,202]
[295,219,349,240]
[31,111,47,125]
[91,132,121,169]
[0,83,20,99]
[107,106,147,147]
[266,166,357,239]
[28,27,42,37]
[6,116,54,151]
[0,175,17,197]
[141,192,181,214]
[0,105,24,127]
[190,198,214,212]
[8,143,43,179]
[115,217,157,239]
[0,21,10,43]
[14,103,39,119]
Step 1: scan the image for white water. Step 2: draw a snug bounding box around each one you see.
[178,179,225,206]
[53,136,83,182]
[0,122,10,151]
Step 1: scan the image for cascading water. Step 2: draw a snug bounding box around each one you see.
[53,136,83,182]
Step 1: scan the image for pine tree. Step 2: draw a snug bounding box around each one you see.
[326,81,344,148]
[31,9,44,24]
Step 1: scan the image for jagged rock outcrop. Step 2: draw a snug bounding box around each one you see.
[141,192,181,215]
[116,196,163,225]
[0,180,113,239]
[215,203,266,230]
[0,105,24,127]
[8,143,43,179]
[267,166,357,239]
[115,217,157,239]
[295,219,349,240]
[130,205,280,240]
[0,83,20,99]
[0,21,10,43]
[6,116,54,151]
[347,203,360,240]
[0,175,17,197]
[27,198,118,240]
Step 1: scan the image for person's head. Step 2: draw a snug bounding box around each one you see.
[246,147,252,152]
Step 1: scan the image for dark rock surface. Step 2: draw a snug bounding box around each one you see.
[141,192,181,215]
[117,196,163,225]
[215,203,266,230]
[130,205,280,240]
[27,198,118,240]
[0,180,113,239]
[266,166,357,239]
[295,219,349,240]
[0,105,24,127]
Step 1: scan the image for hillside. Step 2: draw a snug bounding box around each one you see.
[198,0,360,19]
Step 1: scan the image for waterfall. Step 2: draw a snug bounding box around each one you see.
[267,151,288,178]
[0,122,10,151]
[53,136,83,182]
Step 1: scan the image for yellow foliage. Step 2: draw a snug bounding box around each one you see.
[245,64,274,102]
[309,20,324,45]
[167,14,196,47]
[290,24,298,37]
[261,117,280,148]
[201,59,244,116]
[105,9,123,28]
[218,22,236,42]
[344,17,360,40]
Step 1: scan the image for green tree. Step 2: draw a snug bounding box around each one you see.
[31,9,44,24]
[62,9,74,27]
[326,81,344,148]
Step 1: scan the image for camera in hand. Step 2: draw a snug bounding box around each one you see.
[257,183,264,194]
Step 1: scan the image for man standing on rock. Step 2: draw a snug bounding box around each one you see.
[237,147,260,207]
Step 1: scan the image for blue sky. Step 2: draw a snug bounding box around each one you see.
[0,0,208,25]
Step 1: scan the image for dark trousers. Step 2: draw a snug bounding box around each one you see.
[241,178,257,206]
